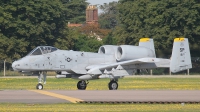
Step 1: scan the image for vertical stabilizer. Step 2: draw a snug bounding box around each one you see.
[139,38,156,57]
[170,38,192,73]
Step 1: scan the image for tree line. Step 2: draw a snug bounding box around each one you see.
[0,0,200,62]
[100,0,200,57]
[114,0,200,57]
[0,0,88,61]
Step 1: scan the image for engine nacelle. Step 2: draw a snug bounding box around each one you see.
[115,45,155,61]
[98,45,118,55]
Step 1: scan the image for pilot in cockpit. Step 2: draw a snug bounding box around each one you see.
[27,46,58,56]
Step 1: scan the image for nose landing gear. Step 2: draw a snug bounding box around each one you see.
[36,83,43,90]
[36,71,47,90]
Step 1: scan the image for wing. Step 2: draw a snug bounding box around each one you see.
[86,57,164,75]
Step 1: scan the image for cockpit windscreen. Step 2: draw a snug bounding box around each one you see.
[27,46,58,56]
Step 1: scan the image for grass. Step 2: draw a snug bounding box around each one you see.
[0,77,200,90]
[0,103,200,112]
[0,77,200,112]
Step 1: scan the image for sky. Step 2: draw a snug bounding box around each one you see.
[86,0,119,6]
[86,0,119,13]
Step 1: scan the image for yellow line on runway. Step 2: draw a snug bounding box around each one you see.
[29,90,83,103]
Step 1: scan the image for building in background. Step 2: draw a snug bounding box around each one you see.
[68,5,98,27]
[86,5,98,24]
[68,5,108,41]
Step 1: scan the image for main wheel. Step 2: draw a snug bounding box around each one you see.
[77,80,87,90]
[36,83,43,90]
[108,81,118,90]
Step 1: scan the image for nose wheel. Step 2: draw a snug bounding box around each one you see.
[77,80,87,90]
[108,80,118,90]
[36,83,43,90]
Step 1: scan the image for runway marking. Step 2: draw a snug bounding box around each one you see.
[29,90,83,103]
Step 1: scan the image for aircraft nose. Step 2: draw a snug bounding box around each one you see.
[12,61,20,71]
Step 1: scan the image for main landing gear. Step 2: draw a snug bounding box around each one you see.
[77,80,89,90]
[76,79,118,90]
[108,80,118,90]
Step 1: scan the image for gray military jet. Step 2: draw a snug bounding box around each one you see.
[12,38,192,90]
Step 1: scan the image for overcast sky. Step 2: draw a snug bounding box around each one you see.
[86,0,118,6]
[86,0,119,13]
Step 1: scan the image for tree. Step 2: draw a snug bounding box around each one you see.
[80,24,111,39]
[55,27,83,50]
[55,27,103,52]
[61,0,88,23]
[103,33,117,45]
[73,33,103,52]
[98,1,118,29]
[0,0,68,60]
[115,0,200,57]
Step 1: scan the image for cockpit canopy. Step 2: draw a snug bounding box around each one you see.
[27,46,58,56]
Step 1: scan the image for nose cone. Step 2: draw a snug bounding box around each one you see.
[12,61,17,71]
[12,61,20,71]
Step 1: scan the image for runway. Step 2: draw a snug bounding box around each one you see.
[1,90,200,104]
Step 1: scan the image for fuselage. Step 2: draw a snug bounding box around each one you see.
[12,49,116,74]
[12,45,171,76]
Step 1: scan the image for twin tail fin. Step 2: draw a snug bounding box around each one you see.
[170,38,192,73]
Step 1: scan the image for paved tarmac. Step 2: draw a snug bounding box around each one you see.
[1,75,200,78]
[0,90,200,104]
[1,75,200,104]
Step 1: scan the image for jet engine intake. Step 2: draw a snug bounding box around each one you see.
[98,45,118,55]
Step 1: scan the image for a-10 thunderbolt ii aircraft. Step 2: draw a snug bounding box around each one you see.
[12,38,192,90]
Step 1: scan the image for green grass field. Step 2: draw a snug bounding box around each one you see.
[0,77,200,90]
[0,103,200,112]
[0,77,200,112]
